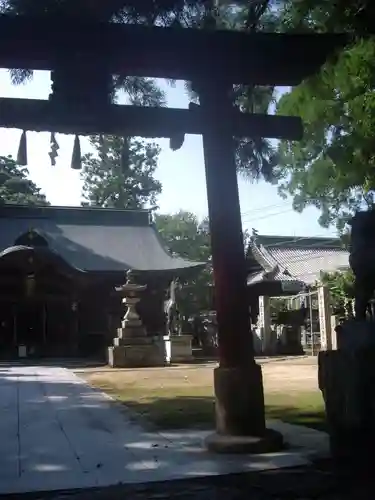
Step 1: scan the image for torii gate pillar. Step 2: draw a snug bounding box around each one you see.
[198,82,282,452]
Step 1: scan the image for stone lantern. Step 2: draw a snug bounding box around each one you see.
[108,270,167,368]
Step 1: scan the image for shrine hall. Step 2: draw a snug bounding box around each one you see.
[0,204,202,359]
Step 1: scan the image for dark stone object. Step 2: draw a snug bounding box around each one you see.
[349,209,375,320]
[277,325,305,355]
[334,319,375,351]
[318,334,375,476]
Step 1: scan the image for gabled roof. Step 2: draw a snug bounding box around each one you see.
[247,234,349,287]
[0,205,205,273]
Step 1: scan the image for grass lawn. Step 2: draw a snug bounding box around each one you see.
[81,363,325,431]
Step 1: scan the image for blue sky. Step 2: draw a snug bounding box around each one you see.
[0,69,336,238]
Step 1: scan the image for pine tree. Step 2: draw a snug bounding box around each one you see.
[81,135,161,209]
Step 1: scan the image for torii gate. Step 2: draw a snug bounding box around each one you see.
[0,15,345,452]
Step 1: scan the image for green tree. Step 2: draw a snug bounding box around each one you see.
[274,1,375,231]
[155,211,211,262]
[0,155,49,205]
[81,135,161,209]
[154,211,212,318]
[278,1,375,35]
[320,269,355,316]
[154,210,250,318]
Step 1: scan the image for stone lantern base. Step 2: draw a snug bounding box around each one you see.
[108,336,167,368]
[108,270,169,368]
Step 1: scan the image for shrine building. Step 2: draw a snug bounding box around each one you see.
[246,233,349,321]
[0,205,203,359]
[247,234,349,289]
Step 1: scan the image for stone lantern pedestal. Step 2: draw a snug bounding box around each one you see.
[169,334,193,363]
[108,270,167,368]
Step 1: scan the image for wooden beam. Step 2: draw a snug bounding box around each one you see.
[0,98,303,140]
[0,15,347,85]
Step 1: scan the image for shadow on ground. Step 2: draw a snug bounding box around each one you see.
[266,405,327,432]
[101,393,327,432]
[119,395,216,430]
[4,460,373,500]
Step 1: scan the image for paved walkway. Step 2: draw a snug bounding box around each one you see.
[0,364,328,495]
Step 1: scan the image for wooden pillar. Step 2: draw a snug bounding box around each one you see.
[198,81,253,367]
[197,81,276,451]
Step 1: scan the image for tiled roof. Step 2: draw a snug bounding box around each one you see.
[247,234,349,286]
[0,205,205,273]
[268,246,349,284]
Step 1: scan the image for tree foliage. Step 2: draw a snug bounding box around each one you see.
[320,268,355,315]
[275,1,375,231]
[278,0,375,35]
[0,156,49,205]
[154,210,251,318]
[154,211,212,318]
[81,135,161,209]
[0,0,208,22]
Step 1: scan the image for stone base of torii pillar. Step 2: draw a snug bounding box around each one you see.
[205,364,283,453]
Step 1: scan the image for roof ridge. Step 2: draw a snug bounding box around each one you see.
[251,237,297,279]
[0,205,152,227]
[249,238,277,272]
[256,234,343,249]
[0,204,151,214]
[257,234,340,240]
